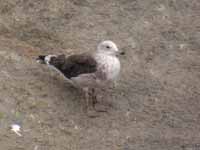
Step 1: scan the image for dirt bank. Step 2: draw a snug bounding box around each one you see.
[0,0,199,150]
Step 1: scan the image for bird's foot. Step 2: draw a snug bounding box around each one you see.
[86,108,100,118]
[94,103,108,112]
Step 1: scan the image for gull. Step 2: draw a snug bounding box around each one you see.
[36,40,124,113]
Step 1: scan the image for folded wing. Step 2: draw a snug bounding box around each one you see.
[61,53,98,79]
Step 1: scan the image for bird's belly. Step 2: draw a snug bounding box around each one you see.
[106,59,120,80]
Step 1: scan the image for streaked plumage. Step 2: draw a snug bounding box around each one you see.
[36,40,124,114]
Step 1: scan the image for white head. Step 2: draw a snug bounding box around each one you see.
[97,40,119,56]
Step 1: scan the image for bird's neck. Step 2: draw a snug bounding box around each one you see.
[95,51,117,58]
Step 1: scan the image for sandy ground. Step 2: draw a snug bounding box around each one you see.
[0,0,200,150]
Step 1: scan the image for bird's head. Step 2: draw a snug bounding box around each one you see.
[97,40,124,56]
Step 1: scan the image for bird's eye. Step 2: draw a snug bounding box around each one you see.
[106,45,110,49]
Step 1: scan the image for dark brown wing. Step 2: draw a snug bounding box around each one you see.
[60,53,97,79]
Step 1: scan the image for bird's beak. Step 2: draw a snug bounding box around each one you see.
[119,51,125,55]
[117,50,125,56]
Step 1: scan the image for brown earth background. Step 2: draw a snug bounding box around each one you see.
[0,0,200,150]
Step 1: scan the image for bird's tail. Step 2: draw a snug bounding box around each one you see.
[36,54,64,66]
[36,55,46,64]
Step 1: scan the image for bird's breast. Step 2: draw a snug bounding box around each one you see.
[95,54,120,81]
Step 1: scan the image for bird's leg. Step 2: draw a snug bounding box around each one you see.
[82,87,89,111]
[91,88,98,107]
[92,88,108,112]
[83,87,99,117]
